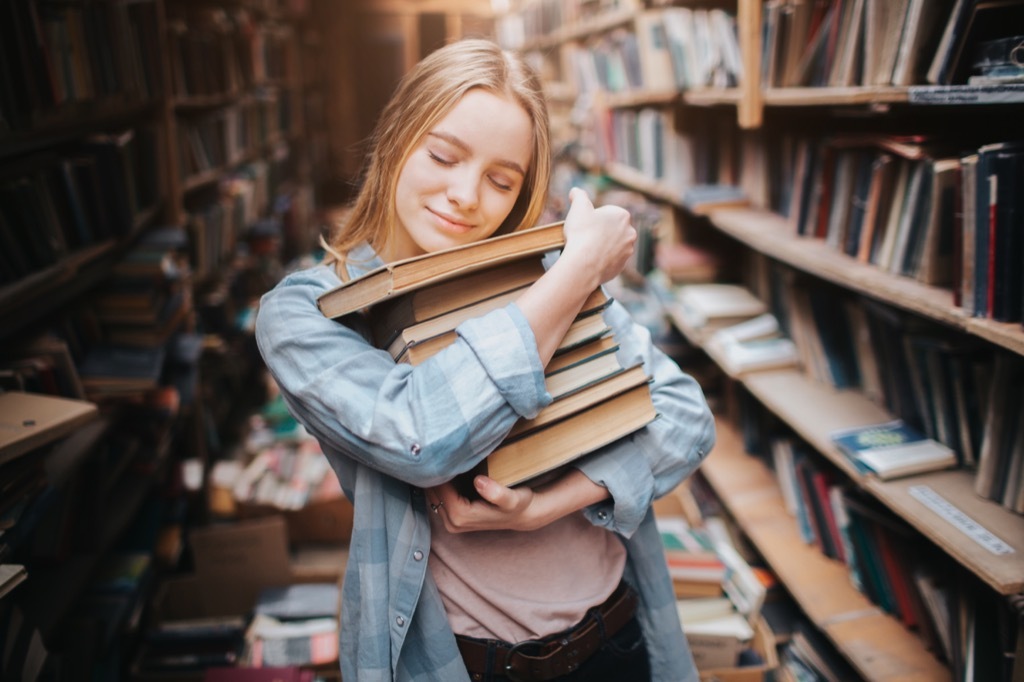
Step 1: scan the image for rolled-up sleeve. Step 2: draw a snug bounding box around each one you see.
[575,300,715,537]
[255,265,551,488]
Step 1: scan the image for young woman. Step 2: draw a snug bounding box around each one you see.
[255,38,715,682]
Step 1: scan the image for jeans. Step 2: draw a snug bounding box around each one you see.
[469,615,651,682]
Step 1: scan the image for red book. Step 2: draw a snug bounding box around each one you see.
[204,667,314,682]
[872,526,917,629]
[987,173,997,317]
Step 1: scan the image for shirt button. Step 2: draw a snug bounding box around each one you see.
[410,443,421,457]
[597,510,609,520]
[396,616,406,627]
[413,550,424,561]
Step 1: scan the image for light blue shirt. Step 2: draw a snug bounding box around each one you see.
[255,245,716,682]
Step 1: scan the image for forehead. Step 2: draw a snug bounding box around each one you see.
[430,89,533,170]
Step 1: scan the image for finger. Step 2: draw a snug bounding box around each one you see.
[472,475,515,510]
[565,187,594,220]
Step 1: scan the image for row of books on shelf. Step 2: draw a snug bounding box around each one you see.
[564,6,742,96]
[495,0,639,48]
[761,0,1024,89]
[0,126,161,288]
[187,156,308,278]
[167,7,299,100]
[781,134,1024,324]
[594,107,736,195]
[0,0,163,132]
[657,272,1024,512]
[759,430,1018,679]
[178,96,296,182]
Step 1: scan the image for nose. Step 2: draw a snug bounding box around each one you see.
[446,167,479,210]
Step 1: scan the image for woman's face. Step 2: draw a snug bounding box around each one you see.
[390,89,533,260]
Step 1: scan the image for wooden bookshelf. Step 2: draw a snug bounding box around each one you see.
[500,0,1024,677]
[519,7,636,51]
[736,369,1024,596]
[705,206,1024,357]
[604,162,685,206]
[0,0,323,672]
[702,418,951,682]
[761,87,910,106]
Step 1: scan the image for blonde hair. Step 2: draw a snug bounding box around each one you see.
[324,38,551,278]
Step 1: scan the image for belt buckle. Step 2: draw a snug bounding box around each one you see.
[503,638,547,682]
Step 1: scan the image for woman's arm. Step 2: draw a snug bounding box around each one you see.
[255,265,552,488]
[429,300,715,536]
[516,188,637,362]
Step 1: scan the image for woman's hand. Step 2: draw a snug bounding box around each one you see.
[559,187,637,290]
[426,468,610,533]
[515,188,636,363]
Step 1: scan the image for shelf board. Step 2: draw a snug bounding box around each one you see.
[702,419,950,682]
[762,87,909,106]
[683,87,743,107]
[907,83,1024,105]
[602,88,681,108]
[173,91,244,111]
[604,162,684,205]
[740,369,1024,595]
[520,8,636,51]
[0,99,159,160]
[0,242,114,317]
[705,207,1024,356]
[0,203,163,342]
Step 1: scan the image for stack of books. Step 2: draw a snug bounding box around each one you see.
[315,222,657,489]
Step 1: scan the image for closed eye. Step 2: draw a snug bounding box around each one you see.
[489,176,514,192]
[428,151,455,167]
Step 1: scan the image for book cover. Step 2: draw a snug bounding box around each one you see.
[0,391,98,466]
[987,143,1024,322]
[398,308,611,366]
[473,381,656,488]
[507,364,648,440]
[255,582,340,622]
[316,221,565,319]
[829,419,957,479]
[368,255,547,348]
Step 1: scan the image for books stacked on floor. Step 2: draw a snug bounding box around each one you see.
[316,222,657,489]
[91,226,192,349]
[241,582,341,670]
[657,510,773,673]
[657,515,727,599]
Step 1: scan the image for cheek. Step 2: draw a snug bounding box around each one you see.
[398,155,443,196]
[483,187,522,226]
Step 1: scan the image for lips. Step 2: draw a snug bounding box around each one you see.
[428,207,474,232]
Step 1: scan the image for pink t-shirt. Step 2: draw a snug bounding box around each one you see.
[428,510,627,642]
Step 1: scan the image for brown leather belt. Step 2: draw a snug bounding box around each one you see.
[455,581,638,681]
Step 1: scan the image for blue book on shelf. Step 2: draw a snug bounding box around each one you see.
[830,419,957,480]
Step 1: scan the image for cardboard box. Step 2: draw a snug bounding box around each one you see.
[234,494,354,545]
[697,614,778,682]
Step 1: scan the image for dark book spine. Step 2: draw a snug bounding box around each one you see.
[990,149,1023,322]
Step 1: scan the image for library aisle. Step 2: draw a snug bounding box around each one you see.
[2,0,1023,681]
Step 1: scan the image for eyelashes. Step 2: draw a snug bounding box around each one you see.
[427,151,515,192]
[428,151,455,167]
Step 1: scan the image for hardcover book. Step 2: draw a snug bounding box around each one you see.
[316,221,565,319]
[467,380,656,488]
[830,419,958,479]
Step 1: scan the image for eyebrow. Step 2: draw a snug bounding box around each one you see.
[428,131,527,176]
